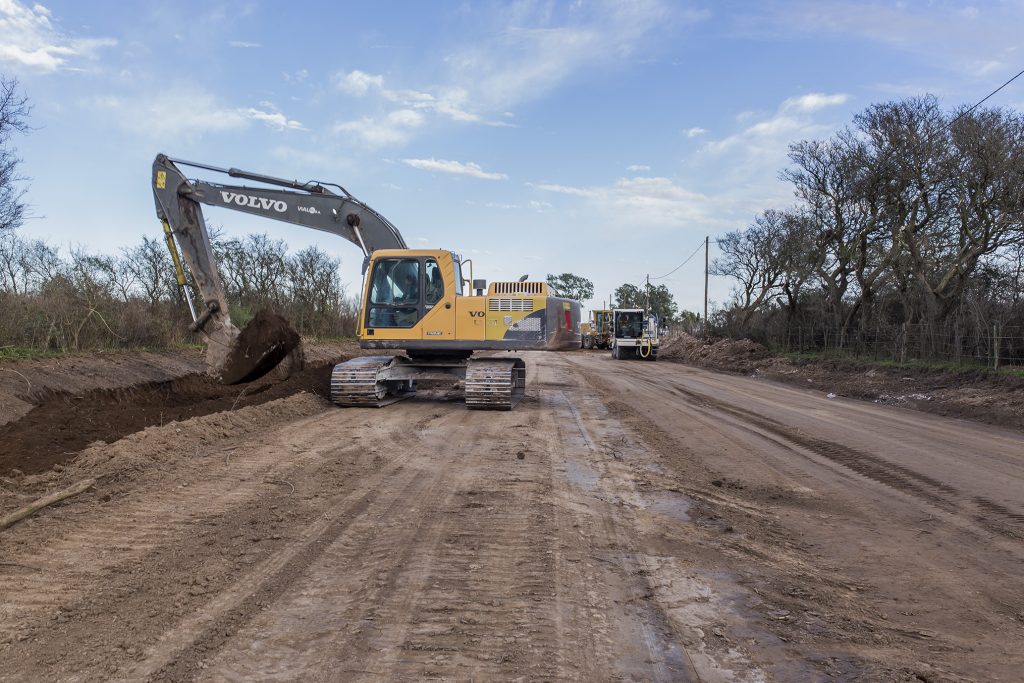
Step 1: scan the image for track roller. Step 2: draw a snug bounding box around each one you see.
[330,355,416,407]
[465,357,526,410]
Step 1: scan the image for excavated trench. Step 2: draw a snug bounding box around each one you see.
[1,360,343,477]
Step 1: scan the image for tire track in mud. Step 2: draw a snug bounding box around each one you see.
[0,400,449,681]
[548,387,703,682]
[663,381,1023,540]
[129,406,462,682]
[368,450,563,679]
[200,399,575,681]
[0,409,331,645]
[148,455,447,681]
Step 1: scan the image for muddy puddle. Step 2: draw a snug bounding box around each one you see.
[640,490,693,523]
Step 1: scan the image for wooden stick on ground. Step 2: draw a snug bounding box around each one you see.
[0,478,96,531]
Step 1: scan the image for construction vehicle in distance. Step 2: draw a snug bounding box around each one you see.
[610,308,660,361]
[580,309,612,349]
[152,154,581,409]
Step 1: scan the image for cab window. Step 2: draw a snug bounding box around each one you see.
[424,259,443,306]
[367,258,420,328]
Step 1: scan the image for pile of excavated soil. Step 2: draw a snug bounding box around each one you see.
[0,340,361,477]
[660,333,770,372]
[220,310,302,385]
[0,350,206,426]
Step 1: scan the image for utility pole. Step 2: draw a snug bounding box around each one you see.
[703,235,709,335]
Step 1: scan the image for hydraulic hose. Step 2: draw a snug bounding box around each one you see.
[639,336,652,359]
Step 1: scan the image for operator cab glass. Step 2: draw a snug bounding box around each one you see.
[614,311,644,338]
[368,258,421,328]
[425,258,443,307]
[366,256,446,328]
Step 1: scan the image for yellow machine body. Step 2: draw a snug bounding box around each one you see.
[357,249,580,353]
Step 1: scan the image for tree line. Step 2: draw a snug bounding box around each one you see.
[546,272,680,324]
[0,76,357,354]
[0,227,357,353]
[711,95,1024,363]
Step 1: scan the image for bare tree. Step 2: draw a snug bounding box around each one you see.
[0,77,31,236]
[712,210,790,324]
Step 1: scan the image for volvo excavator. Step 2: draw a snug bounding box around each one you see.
[152,154,581,410]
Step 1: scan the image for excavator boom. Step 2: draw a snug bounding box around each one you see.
[152,154,406,383]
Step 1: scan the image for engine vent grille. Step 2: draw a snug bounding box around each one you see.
[489,298,535,312]
[490,281,546,295]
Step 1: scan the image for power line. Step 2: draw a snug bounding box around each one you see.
[649,238,705,280]
[950,68,1024,126]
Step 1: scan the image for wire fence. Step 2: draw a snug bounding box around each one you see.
[669,316,1024,369]
[773,323,1024,369]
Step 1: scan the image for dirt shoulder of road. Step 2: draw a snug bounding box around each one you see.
[0,340,361,478]
[659,332,1024,432]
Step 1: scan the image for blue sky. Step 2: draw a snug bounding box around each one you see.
[3,0,1023,314]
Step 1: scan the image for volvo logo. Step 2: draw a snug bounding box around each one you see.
[219,191,287,213]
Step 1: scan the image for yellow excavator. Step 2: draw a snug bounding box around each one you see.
[152,155,580,409]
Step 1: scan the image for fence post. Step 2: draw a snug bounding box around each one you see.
[993,323,1000,371]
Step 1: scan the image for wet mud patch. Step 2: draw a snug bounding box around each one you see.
[0,360,344,477]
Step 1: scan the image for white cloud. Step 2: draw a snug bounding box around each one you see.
[780,92,849,113]
[699,92,848,166]
[334,109,425,147]
[733,2,1020,82]
[328,2,687,144]
[529,182,599,198]
[531,175,720,226]
[94,89,247,136]
[333,69,512,127]
[94,88,305,137]
[228,40,261,48]
[239,108,304,130]
[0,0,116,73]
[402,158,508,180]
[448,1,687,111]
[335,69,385,96]
[685,127,707,138]
[626,164,651,172]
[283,68,309,83]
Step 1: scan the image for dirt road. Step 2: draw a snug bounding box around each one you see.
[1,350,1022,681]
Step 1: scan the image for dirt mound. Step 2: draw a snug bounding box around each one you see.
[0,349,354,477]
[220,310,302,385]
[660,332,769,371]
[0,350,206,427]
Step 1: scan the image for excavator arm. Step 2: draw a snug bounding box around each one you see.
[152,154,407,383]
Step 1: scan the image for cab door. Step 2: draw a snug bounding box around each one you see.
[418,256,456,340]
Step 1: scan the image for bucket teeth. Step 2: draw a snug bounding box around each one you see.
[465,358,526,410]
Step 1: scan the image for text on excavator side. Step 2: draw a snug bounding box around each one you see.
[219,191,287,213]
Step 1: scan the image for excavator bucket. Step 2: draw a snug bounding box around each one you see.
[218,310,301,385]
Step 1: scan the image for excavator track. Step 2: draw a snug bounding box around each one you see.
[330,356,414,407]
[465,357,526,410]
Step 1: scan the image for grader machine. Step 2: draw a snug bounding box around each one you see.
[580,309,612,349]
